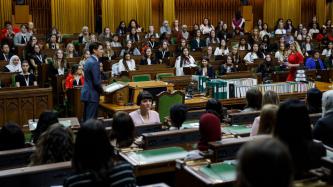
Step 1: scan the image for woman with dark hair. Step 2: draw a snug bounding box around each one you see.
[0,122,25,151]
[48,49,68,77]
[243,43,264,64]
[200,17,214,35]
[129,91,160,126]
[126,27,140,43]
[32,111,59,144]
[30,124,74,166]
[232,11,245,32]
[64,119,136,187]
[242,88,262,113]
[220,55,236,75]
[196,56,215,78]
[156,40,171,64]
[236,138,293,187]
[140,47,156,65]
[198,113,221,151]
[175,47,196,76]
[110,111,135,148]
[284,19,294,33]
[116,21,126,36]
[205,98,223,121]
[119,40,140,57]
[168,104,188,130]
[306,88,322,114]
[65,64,84,89]
[257,54,274,82]
[117,52,136,73]
[127,19,142,33]
[274,99,326,179]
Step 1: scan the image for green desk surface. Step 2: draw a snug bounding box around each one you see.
[127,147,188,165]
[326,149,333,159]
[198,162,236,182]
[222,125,251,135]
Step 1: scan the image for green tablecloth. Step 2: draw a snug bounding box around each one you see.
[222,125,251,135]
[199,162,236,182]
[127,147,188,165]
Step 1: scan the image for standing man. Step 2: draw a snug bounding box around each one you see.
[81,42,104,121]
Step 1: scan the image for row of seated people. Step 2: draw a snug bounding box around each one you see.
[0,87,332,186]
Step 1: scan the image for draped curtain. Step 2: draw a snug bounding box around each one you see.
[316,0,326,26]
[301,0,317,27]
[264,0,301,29]
[102,0,152,32]
[51,0,95,34]
[0,0,12,27]
[163,0,175,23]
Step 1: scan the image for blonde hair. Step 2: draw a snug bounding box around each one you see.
[258,104,279,135]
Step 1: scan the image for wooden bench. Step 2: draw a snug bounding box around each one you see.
[142,128,200,149]
[228,111,260,125]
[0,161,72,187]
[0,72,16,87]
[0,146,35,170]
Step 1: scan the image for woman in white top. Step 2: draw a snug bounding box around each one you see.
[175,48,196,76]
[200,18,214,35]
[308,23,320,37]
[214,38,229,56]
[259,23,271,39]
[4,55,22,72]
[117,52,136,73]
[244,43,264,64]
[275,22,286,35]
[275,42,289,65]
[322,42,333,57]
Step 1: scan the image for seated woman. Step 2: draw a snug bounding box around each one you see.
[29,44,47,73]
[65,64,84,89]
[144,35,159,50]
[64,119,136,187]
[32,111,59,144]
[214,38,229,56]
[306,88,322,114]
[242,87,262,113]
[78,26,90,44]
[236,138,293,187]
[206,98,223,121]
[65,43,79,58]
[313,90,333,147]
[198,113,221,151]
[103,41,115,61]
[116,21,127,36]
[3,55,22,73]
[321,41,333,58]
[110,34,122,48]
[140,47,156,65]
[110,111,136,148]
[243,43,264,64]
[45,34,60,50]
[305,51,325,70]
[204,46,215,62]
[196,56,214,78]
[48,49,68,77]
[126,27,140,43]
[119,40,140,57]
[236,38,251,51]
[175,47,196,76]
[168,104,188,130]
[117,52,136,74]
[129,91,160,126]
[253,104,278,137]
[301,36,314,56]
[0,122,25,151]
[206,30,220,46]
[220,55,236,75]
[15,60,37,87]
[190,29,206,51]
[156,40,171,64]
[30,124,74,166]
[257,54,274,82]
[79,49,90,68]
[274,99,326,179]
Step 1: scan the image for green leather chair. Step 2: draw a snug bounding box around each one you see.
[156,91,185,122]
[132,74,151,82]
[156,73,174,80]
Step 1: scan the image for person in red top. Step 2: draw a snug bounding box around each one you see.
[198,113,222,151]
[286,42,304,81]
[65,64,84,89]
[0,21,19,42]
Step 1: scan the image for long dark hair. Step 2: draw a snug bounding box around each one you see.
[32,111,59,143]
[110,112,135,148]
[72,119,114,172]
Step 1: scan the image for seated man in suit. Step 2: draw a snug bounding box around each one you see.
[15,60,37,87]
[0,43,13,62]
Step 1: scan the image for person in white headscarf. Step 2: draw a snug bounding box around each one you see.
[313,90,333,147]
[3,55,22,73]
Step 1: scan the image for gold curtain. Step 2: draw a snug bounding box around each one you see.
[264,0,301,29]
[51,0,95,34]
[0,0,12,27]
[316,0,326,26]
[102,0,152,32]
[164,0,175,23]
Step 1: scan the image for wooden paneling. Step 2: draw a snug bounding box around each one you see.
[0,87,53,128]
[301,0,317,27]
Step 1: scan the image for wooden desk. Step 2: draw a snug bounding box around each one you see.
[0,87,53,128]
[315,81,333,92]
[128,81,174,104]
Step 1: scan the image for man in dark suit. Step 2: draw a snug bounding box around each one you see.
[0,43,13,62]
[81,42,104,122]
